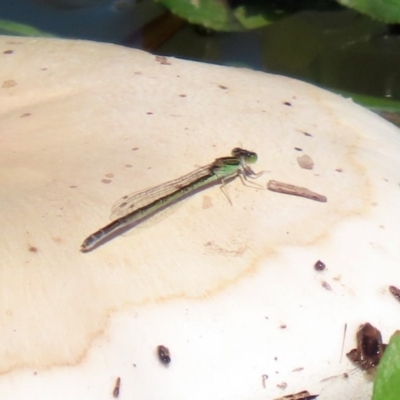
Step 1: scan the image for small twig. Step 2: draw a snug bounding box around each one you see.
[340,323,347,363]
[267,180,327,202]
[262,374,268,388]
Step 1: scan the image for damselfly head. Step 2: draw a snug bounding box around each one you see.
[231,148,258,164]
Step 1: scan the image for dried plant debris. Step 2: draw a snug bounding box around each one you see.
[274,390,319,400]
[346,323,387,373]
[277,382,288,389]
[112,377,121,398]
[261,374,268,388]
[389,285,400,302]
[267,180,327,202]
[321,280,332,291]
[297,154,314,170]
[340,323,347,363]
[314,260,326,271]
[157,345,171,364]
[155,55,171,65]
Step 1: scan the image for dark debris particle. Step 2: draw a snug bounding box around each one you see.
[112,377,121,398]
[321,281,332,290]
[346,322,386,373]
[218,84,228,90]
[314,260,326,271]
[294,147,302,151]
[389,285,400,302]
[283,101,292,106]
[276,381,287,389]
[274,390,319,400]
[157,345,171,364]
[29,246,38,253]
[3,49,13,54]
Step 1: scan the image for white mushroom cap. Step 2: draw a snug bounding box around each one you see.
[1,36,399,399]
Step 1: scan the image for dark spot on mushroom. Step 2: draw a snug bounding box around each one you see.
[112,377,121,398]
[389,285,400,302]
[157,345,171,364]
[314,260,326,271]
[321,281,332,290]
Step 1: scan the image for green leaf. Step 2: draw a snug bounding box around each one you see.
[156,0,243,31]
[0,19,55,37]
[337,0,400,23]
[233,4,286,30]
[155,0,290,32]
[372,331,400,400]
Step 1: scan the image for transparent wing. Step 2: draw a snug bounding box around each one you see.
[110,163,213,221]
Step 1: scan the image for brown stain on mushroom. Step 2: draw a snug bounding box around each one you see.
[0,239,269,374]
[0,131,375,375]
[2,79,17,88]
